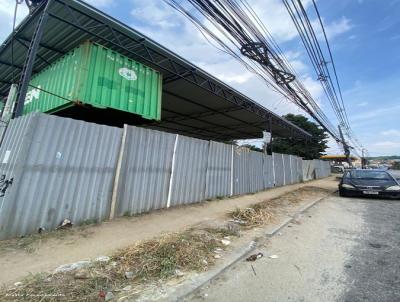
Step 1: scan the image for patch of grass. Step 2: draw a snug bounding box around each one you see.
[228,186,331,228]
[202,225,240,238]
[78,219,98,226]
[0,228,228,301]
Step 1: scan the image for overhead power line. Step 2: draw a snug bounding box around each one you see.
[164,0,342,143]
[282,0,366,155]
[164,0,366,157]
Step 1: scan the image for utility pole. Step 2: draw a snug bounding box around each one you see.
[338,125,352,168]
[361,149,367,169]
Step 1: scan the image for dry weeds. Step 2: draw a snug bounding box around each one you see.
[229,186,331,227]
[0,227,235,302]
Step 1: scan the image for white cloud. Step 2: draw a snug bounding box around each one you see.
[381,129,400,137]
[84,0,115,8]
[351,105,400,122]
[356,101,368,107]
[0,0,28,43]
[323,16,353,39]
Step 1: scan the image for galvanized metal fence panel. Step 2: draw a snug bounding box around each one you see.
[289,155,297,184]
[283,154,292,185]
[302,160,314,181]
[169,136,209,206]
[263,154,274,189]
[273,153,284,187]
[116,126,176,216]
[321,161,331,178]
[233,147,263,195]
[205,141,232,199]
[297,157,303,183]
[0,113,121,240]
[249,151,264,192]
[314,159,323,179]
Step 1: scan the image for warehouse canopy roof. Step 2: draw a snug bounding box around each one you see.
[0,0,310,141]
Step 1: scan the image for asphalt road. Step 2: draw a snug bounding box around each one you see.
[186,194,400,302]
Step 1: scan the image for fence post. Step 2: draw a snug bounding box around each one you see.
[272,153,276,186]
[109,124,127,220]
[230,145,234,196]
[167,134,179,208]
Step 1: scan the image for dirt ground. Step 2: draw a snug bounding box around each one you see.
[0,178,336,287]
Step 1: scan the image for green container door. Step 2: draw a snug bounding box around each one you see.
[24,42,162,120]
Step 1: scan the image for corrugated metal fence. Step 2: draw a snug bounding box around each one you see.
[0,113,331,239]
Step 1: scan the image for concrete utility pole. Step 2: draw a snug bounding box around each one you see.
[361,149,367,169]
[338,125,352,168]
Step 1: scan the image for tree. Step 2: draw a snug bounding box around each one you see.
[241,144,263,152]
[269,114,328,159]
[392,161,400,170]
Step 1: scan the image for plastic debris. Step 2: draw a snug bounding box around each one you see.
[54,260,91,273]
[269,255,279,259]
[246,252,263,262]
[105,291,114,301]
[95,256,110,262]
[98,291,106,300]
[221,239,231,246]
[14,282,23,287]
[175,269,185,277]
[125,271,135,279]
[74,271,89,279]
[57,218,73,229]
[230,219,247,225]
[214,254,221,259]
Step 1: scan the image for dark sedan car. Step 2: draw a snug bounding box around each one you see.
[339,169,400,199]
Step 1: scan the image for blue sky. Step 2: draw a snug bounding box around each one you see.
[1,0,399,156]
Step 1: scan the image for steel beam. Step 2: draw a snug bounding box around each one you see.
[13,0,52,117]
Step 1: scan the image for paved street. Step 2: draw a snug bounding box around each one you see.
[186,195,400,302]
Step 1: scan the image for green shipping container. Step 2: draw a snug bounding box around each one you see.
[24,41,162,120]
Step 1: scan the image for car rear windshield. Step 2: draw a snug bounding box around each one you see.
[348,170,391,180]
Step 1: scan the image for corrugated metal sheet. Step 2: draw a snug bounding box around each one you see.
[169,136,209,206]
[314,159,323,179]
[297,157,303,183]
[0,112,121,240]
[25,41,162,120]
[249,151,264,192]
[302,160,315,181]
[233,147,263,195]
[283,154,292,185]
[289,155,297,184]
[205,141,232,199]
[116,126,175,216]
[273,153,284,187]
[262,154,274,189]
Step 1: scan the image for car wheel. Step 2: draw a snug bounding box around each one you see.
[339,190,348,197]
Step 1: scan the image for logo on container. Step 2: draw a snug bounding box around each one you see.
[25,86,41,104]
[118,68,137,81]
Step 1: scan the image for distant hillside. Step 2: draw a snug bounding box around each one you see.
[367,156,400,160]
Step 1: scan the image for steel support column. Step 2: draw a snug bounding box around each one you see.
[13,0,51,117]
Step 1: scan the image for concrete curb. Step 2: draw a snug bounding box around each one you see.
[166,194,331,302]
